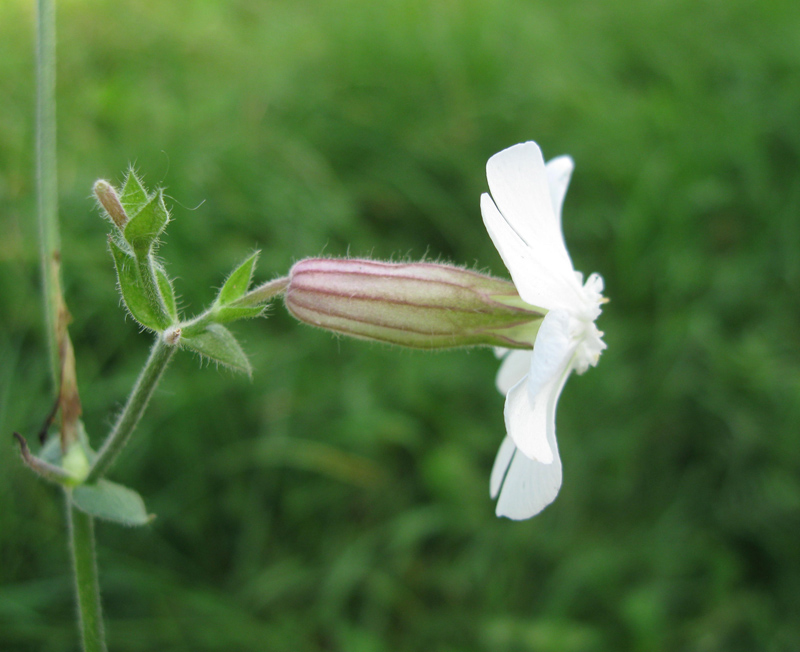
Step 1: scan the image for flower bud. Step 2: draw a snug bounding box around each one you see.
[285,258,543,349]
[93,179,128,229]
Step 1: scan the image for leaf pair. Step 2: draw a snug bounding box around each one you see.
[179,252,266,376]
[14,430,152,526]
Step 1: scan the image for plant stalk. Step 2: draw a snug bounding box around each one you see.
[35,3,106,651]
[67,497,107,652]
[86,337,176,483]
[36,0,61,387]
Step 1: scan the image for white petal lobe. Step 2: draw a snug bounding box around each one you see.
[526,310,574,399]
[485,142,576,284]
[545,155,574,224]
[495,437,563,520]
[481,193,580,311]
[489,436,516,499]
[495,350,532,395]
[504,376,554,464]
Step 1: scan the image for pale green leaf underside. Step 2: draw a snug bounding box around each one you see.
[182,323,252,375]
[71,478,153,526]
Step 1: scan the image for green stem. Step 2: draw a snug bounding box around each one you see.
[36,0,60,387]
[178,276,289,337]
[67,496,107,652]
[35,3,104,649]
[234,276,289,307]
[86,336,176,483]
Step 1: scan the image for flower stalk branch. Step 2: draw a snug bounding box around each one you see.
[86,335,177,483]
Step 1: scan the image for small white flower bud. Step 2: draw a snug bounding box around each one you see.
[93,180,128,229]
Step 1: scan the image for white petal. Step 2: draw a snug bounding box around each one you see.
[526,310,574,399]
[504,374,555,464]
[483,143,580,307]
[494,435,563,520]
[545,155,574,225]
[489,435,516,499]
[503,309,575,462]
[481,145,583,310]
[495,350,532,395]
[481,193,581,311]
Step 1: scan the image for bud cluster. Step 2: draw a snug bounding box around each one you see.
[94,173,177,332]
[94,173,287,375]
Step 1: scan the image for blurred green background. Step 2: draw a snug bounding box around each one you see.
[2,0,799,650]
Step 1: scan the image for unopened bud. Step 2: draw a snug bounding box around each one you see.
[94,179,128,229]
[285,258,543,349]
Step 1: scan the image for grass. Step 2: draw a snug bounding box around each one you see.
[2,0,800,650]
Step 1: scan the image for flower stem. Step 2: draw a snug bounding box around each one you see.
[86,336,176,483]
[234,276,289,307]
[67,496,107,652]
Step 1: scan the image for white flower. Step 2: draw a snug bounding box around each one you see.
[481,142,607,520]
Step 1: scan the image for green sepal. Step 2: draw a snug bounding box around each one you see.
[156,264,178,321]
[123,189,169,254]
[108,237,161,330]
[181,323,252,376]
[119,170,149,217]
[38,432,64,465]
[212,304,265,324]
[29,422,95,486]
[71,478,154,527]
[215,252,259,306]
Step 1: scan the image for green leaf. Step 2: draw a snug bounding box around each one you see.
[182,323,252,375]
[156,264,178,321]
[71,479,153,526]
[109,238,161,330]
[119,170,149,217]
[216,252,259,306]
[123,189,169,253]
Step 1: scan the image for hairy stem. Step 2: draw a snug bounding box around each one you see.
[86,337,176,483]
[234,276,289,307]
[67,497,107,652]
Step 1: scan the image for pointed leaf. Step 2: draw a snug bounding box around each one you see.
[155,264,178,321]
[71,479,153,526]
[109,238,160,329]
[182,323,252,375]
[119,170,149,217]
[216,252,259,306]
[123,190,169,253]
